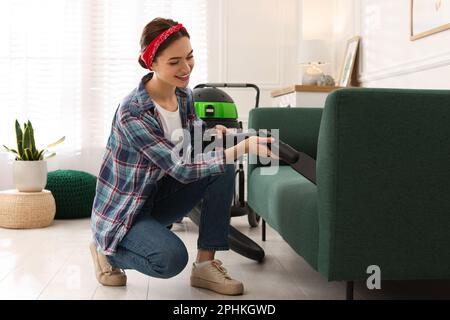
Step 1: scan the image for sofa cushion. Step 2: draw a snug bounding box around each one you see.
[248,165,319,268]
[45,170,97,219]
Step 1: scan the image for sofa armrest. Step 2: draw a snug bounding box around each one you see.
[317,88,450,281]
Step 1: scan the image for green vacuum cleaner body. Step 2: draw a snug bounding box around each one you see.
[193,87,241,129]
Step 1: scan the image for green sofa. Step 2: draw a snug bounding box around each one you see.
[247,88,450,299]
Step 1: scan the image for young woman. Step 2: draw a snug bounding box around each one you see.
[90,17,273,296]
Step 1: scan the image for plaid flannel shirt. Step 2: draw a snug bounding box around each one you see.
[91,73,225,255]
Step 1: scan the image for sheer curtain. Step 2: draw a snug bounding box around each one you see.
[0,0,207,190]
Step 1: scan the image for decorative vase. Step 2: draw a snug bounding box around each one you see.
[13,160,48,192]
[302,72,323,86]
[317,74,336,87]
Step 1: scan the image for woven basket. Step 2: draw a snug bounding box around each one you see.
[0,189,56,229]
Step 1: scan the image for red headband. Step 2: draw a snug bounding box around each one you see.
[140,23,186,70]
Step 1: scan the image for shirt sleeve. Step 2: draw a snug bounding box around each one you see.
[119,113,225,184]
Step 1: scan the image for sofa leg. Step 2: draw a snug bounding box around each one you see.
[346,281,354,300]
[262,219,266,242]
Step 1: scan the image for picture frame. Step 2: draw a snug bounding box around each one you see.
[410,0,450,41]
[338,36,360,88]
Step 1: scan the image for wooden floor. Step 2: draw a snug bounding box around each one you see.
[1,216,450,300]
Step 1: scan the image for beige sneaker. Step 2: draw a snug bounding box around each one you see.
[89,243,127,286]
[190,259,244,295]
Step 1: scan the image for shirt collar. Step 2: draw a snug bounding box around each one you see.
[135,72,189,112]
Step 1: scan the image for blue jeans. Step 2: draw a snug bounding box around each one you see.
[107,164,235,279]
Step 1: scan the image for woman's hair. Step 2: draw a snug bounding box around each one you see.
[138,17,190,69]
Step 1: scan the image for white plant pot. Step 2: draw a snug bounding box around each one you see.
[13,160,48,192]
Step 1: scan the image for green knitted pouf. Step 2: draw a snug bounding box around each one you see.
[45,170,97,219]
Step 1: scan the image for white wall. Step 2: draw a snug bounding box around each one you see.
[335,0,450,89]
[332,0,360,81]
[207,0,299,126]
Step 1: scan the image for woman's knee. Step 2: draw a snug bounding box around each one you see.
[207,164,235,192]
[149,241,189,279]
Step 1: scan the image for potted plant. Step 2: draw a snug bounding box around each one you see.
[3,120,65,192]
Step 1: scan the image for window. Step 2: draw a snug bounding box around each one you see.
[0,0,207,188]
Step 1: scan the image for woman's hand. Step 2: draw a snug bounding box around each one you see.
[224,136,278,163]
[214,124,234,136]
[245,136,278,159]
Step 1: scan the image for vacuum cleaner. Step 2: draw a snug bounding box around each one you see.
[187,83,317,263]
[188,83,265,262]
[193,83,261,223]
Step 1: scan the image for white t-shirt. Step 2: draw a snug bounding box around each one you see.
[153,100,184,180]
